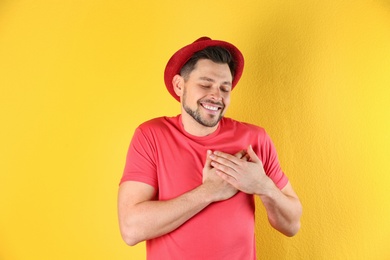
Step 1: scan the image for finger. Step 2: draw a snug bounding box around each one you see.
[247,145,261,163]
[204,150,213,169]
[243,152,250,161]
[211,156,238,173]
[216,169,237,182]
[234,150,247,159]
[212,151,241,166]
[211,159,236,176]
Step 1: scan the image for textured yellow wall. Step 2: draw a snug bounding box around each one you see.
[1,0,389,259]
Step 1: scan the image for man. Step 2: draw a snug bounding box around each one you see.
[118,37,302,259]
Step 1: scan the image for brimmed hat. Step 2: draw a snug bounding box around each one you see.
[164,37,244,102]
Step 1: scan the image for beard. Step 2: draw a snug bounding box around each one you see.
[182,88,225,128]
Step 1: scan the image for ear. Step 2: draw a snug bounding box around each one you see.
[172,74,184,98]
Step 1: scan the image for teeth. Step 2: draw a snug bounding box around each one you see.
[203,104,218,111]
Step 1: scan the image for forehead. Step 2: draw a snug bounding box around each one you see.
[190,59,233,82]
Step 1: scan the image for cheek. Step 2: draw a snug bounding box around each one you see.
[184,90,200,105]
[223,94,231,106]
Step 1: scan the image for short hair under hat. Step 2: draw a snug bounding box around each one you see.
[164,37,244,101]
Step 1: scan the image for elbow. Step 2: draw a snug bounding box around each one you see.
[121,232,140,246]
[284,205,303,237]
[284,221,301,237]
[271,205,302,237]
[285,204,303,237]
[119,223,145,246]
[272,219,301,237]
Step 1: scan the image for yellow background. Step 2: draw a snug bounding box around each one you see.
[1,0,389,259]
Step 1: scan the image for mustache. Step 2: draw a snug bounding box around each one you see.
[198,99,224,108]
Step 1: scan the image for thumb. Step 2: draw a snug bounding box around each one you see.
[247,145,261,163]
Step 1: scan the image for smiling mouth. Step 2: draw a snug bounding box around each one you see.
[200,102,223,113]
[202,104,219,111]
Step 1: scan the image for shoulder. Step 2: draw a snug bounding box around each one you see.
[221,117,266,134]
[134,116,181,141]
[137,115,179,131]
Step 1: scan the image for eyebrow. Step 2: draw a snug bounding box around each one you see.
[198,77,232,87]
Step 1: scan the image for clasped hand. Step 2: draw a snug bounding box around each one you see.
[209,145,270,195]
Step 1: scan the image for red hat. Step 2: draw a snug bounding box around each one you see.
[164,37,244,102]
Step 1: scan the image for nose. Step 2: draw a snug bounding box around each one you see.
[209,87,222,101]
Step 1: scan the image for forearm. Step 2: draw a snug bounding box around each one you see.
[119,185,213,246]
[258,181,302,237]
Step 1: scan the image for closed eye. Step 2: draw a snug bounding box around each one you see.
[220,86,231,93]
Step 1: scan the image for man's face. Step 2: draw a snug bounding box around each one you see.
[181,59,232,128]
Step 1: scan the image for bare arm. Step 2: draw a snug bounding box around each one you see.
[209,145,302,236]
[258,181,302,236]
[118,150,240,246]
[118,181,215,245]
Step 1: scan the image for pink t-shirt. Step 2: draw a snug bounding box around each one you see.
[121,115,288,260]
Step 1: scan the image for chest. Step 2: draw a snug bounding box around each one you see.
[150,126,260,200]
[154,139,208,200]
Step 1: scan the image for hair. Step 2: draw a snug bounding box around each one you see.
[179,46,237,81]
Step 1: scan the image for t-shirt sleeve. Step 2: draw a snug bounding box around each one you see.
[259,130,289,190]
[119,127,158,188]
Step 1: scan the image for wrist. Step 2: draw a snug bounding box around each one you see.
[197,182,217,204]
[256,178,278,198]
